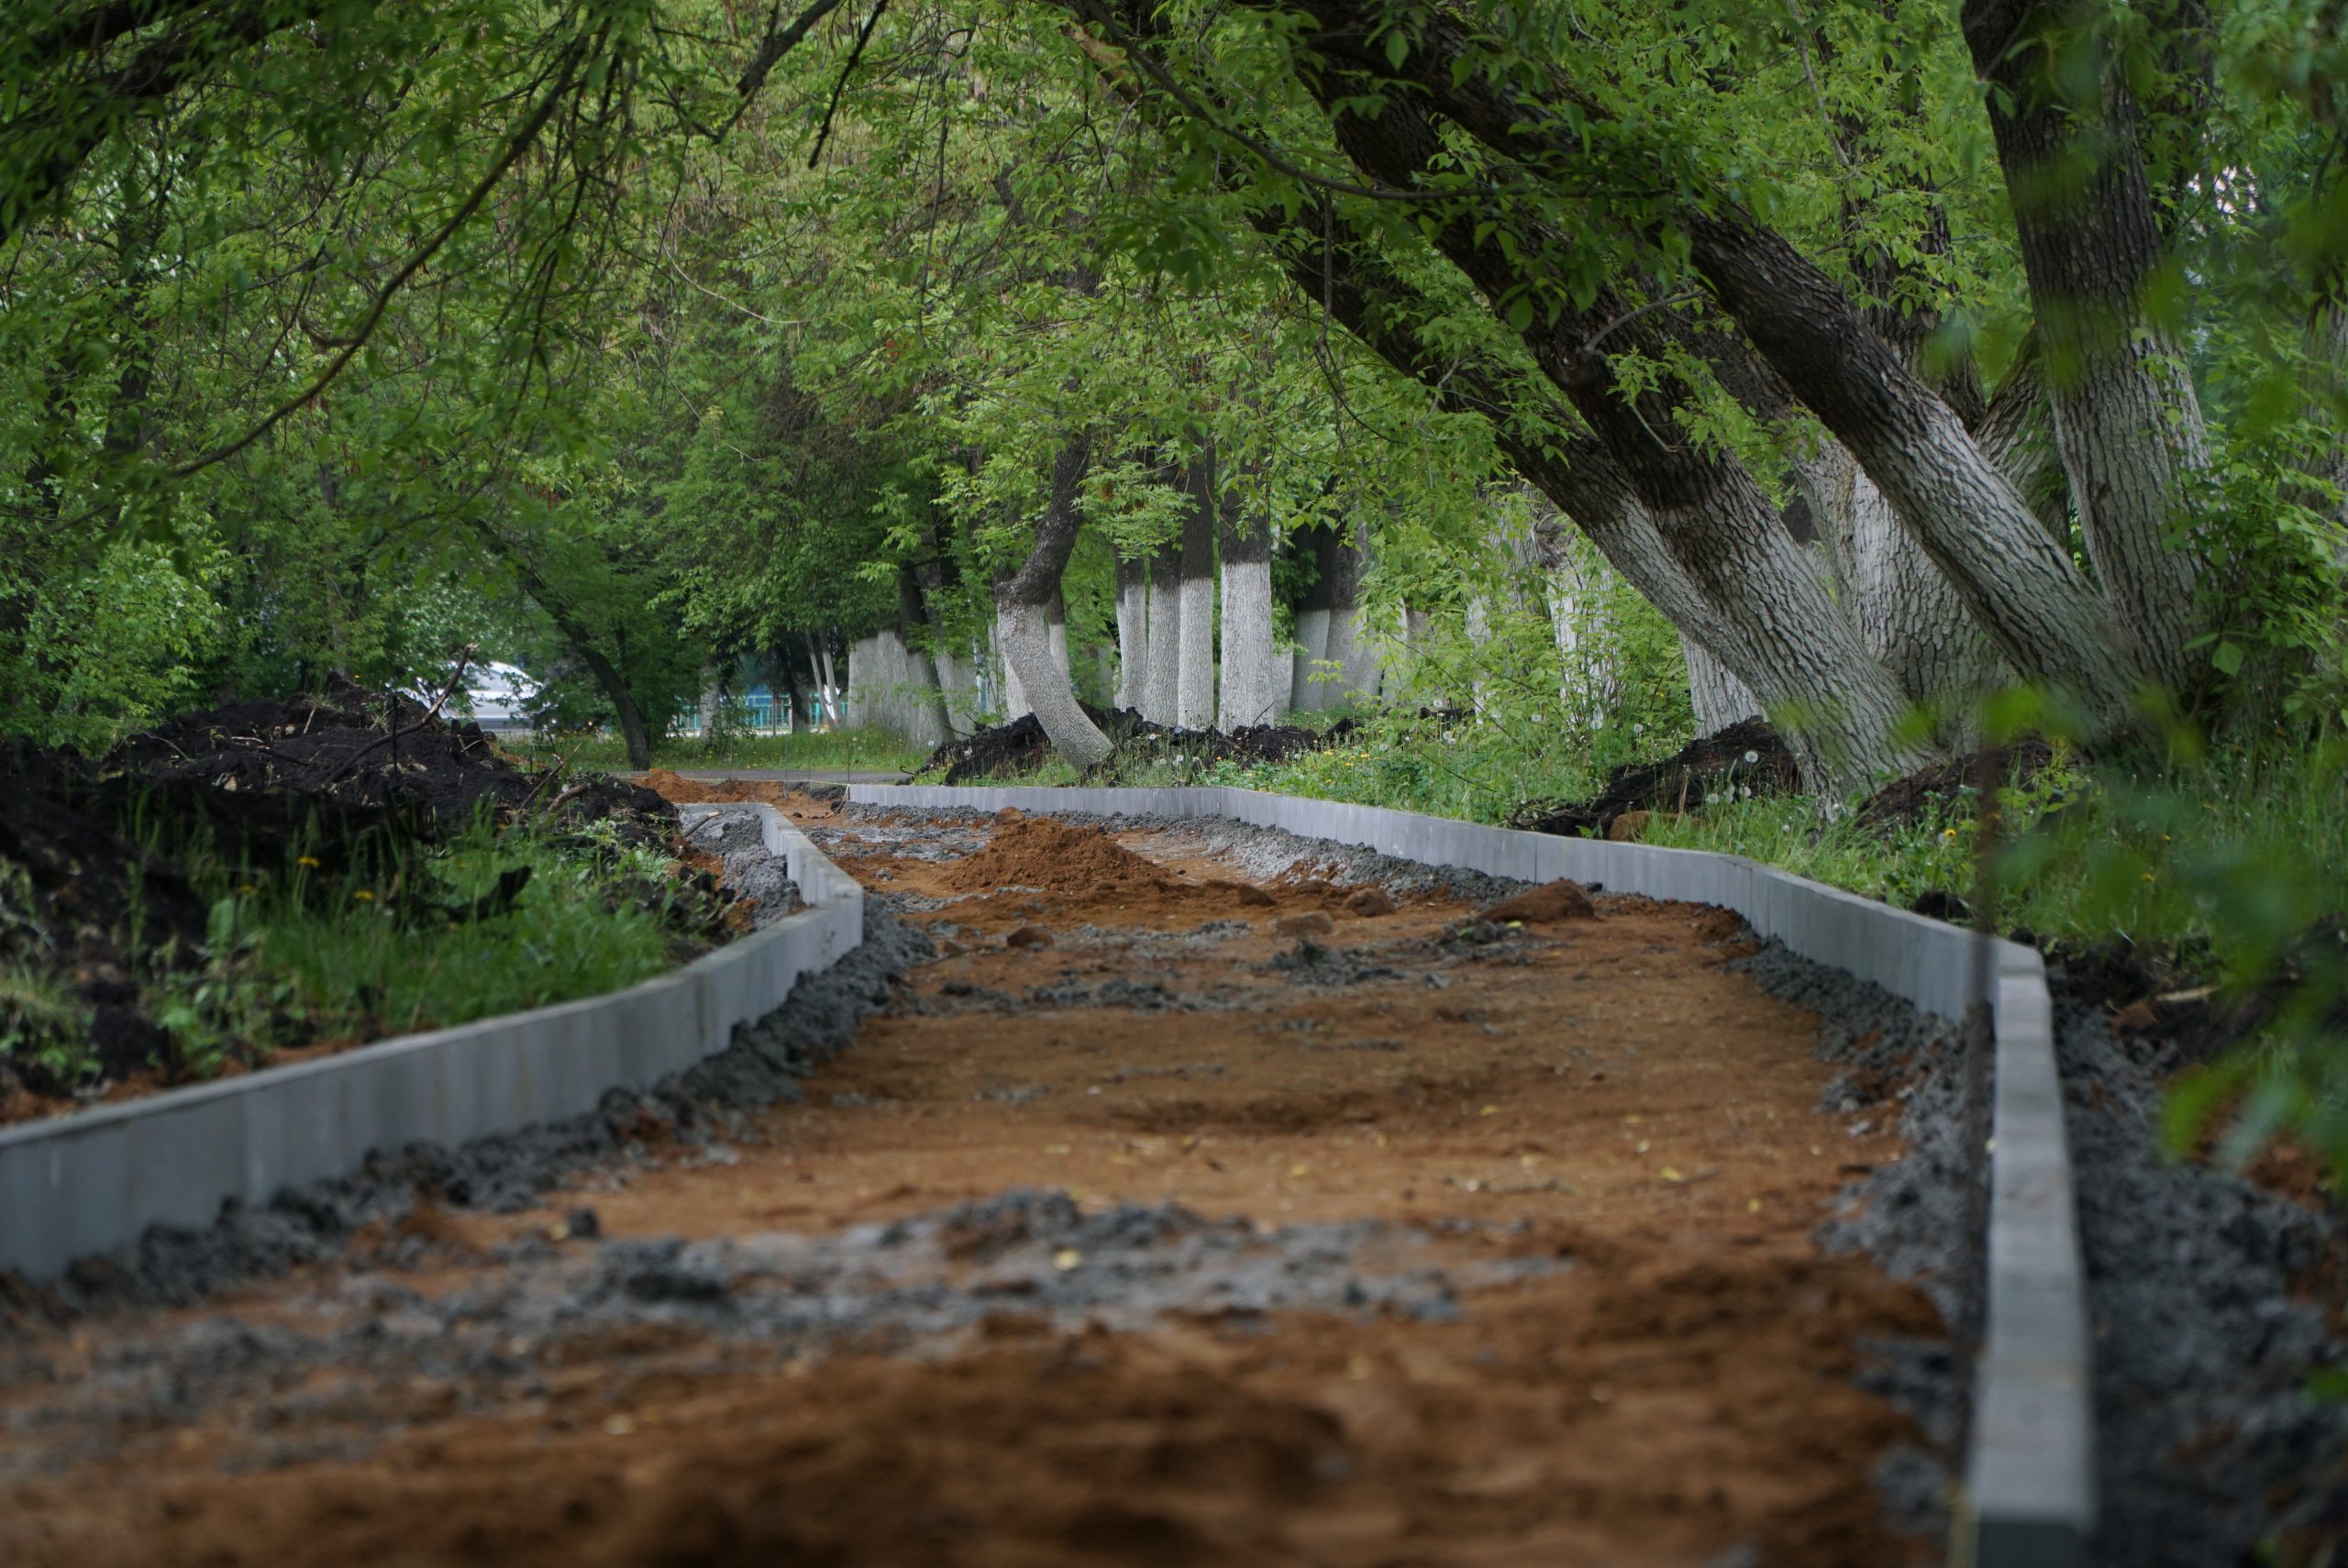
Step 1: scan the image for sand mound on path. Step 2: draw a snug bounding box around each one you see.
[639,771,824,812]
[939,818,1176,896]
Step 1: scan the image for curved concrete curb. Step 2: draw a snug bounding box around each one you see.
[848,782,2093,1567]
[0,804,861,1286]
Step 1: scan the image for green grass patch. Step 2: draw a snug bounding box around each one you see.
[151,815,697,1077]
[506,727,926,775]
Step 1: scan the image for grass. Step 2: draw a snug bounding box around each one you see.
[143,814,701,1079]
[506,727,927,775]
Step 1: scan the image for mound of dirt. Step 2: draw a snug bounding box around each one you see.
[109,676,672,870]
[918,705,1355,785]
[1855,737,2057,832]
[936,817,1174,896]
[1509,719,1800,839]
[1479,879,1597,923]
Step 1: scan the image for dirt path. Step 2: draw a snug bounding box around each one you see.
[0,795,1944,1568]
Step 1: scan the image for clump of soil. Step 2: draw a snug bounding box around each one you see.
[1479,879,1597,923]
[1855,737,2058,833]
[918,705,1355,784]
[936,816,1172,896]
[1510,718,1800,838]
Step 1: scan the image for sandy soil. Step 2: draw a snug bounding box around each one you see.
[0,792,1941,1568]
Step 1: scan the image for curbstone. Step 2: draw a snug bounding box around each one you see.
[0,804,862,1286]
[846,780,2094,1566]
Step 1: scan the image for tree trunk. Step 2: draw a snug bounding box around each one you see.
[1259,6,2145,723]
[1534,514,1620,729]
[1047,587,1069,683]
[579,643,653,769]
[1141,531,1182,723]
[1685,635,1764,735]
[1217,478,1279,730]
[1113,553,1147,710]
[998,436,1114,767]
[1242,184,1899,781]
[1175,453,1219,729]
[809,634,841,730]
[991,602,1028,720]
[897,565,954,750]
[1290,522,1339,711]
[1966,0,2209,690]
[1316,525,1379,703]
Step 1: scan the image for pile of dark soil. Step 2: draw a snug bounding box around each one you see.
[110,675,672,870]
[1509,718,1800,838]
[917,704,1354,785]
[0,741,208,1089]
[0,681,694,1111]
[1855,737,2058,833]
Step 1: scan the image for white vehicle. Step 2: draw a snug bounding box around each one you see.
[408,661,542,733]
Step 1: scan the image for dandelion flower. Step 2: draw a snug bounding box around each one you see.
[296,855,321,869]
[353,889,375,901]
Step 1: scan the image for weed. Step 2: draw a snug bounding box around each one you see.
[0,964,96,1090]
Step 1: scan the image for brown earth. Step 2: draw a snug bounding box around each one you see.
[0,791,1941,1568]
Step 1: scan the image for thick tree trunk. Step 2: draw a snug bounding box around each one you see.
[992,602,1028,720]
[1217,481,1279,730]
[997,436,1113,767]
[1140,531,1182,723]
[1175,454,1219,729]
[1113,553,1147,709]
[1966,0,2209,690]
[1685,636,1764,735]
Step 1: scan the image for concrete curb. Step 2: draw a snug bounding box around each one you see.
[0,804,862,1285]
[850,782,2094,1566]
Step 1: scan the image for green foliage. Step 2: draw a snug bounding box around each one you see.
[0,964,96,1089]
[507,726,926,774]
[179,815,688,1064]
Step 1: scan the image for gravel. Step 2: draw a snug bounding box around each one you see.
[3,905,930,1325]
[2046,975,2348,1568]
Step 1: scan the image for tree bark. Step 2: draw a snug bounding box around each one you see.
[1217,476,1279,730]
[1175,452,1219,729]
[997,436,1114,767]
[1113,552,1147,709]
[1242,0,2149,721]
[1140,530,1182,723]
[1685,635,1765,735]
[1965,0,2210,689]
[1290,522,1339,711]
[897,564,954,749]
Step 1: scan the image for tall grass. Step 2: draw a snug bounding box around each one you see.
[507,727,926,775]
